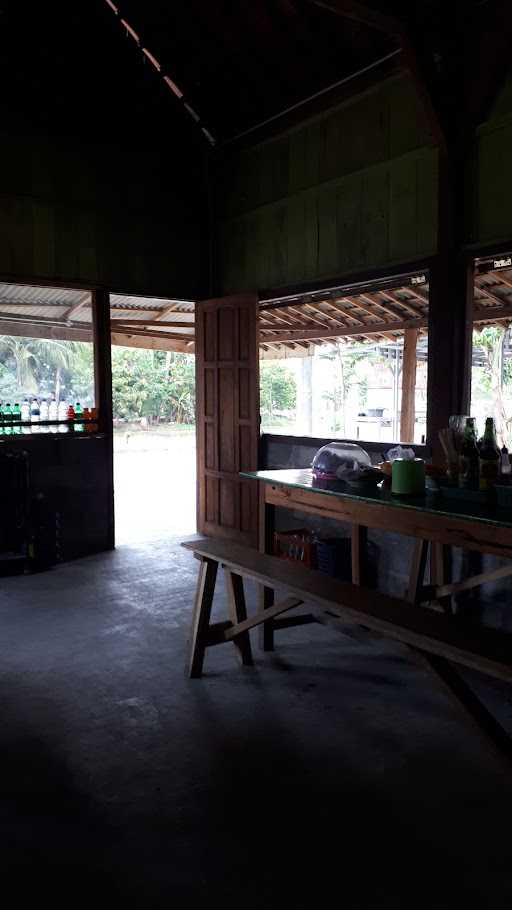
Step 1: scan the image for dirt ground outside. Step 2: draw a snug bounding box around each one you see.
[114,426,197,545]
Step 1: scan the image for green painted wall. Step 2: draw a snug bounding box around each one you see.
[475,76,512,245]
[215,73,438,294]
[0,127,207,299]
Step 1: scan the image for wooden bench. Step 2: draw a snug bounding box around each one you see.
[182,537,512,682]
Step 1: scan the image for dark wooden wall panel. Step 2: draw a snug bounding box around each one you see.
[215,73,438,294]
[0,126,208,298]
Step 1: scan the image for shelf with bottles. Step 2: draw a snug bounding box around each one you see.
[0,397,99,436]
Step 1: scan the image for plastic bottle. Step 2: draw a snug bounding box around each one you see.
[21,398,30,422]
[501,445,511,476]
[48,396,58,422]
[58,400,68,433]
[67,403,76,432]
[4,402,12,435]
[75,401,84,432]
[12,402,21,435]
[30,398,40,422]
[39,399,49,422]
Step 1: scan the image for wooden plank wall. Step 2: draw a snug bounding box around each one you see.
[474,75,512,245]
[215,73,438,294]
[0,128,208,299]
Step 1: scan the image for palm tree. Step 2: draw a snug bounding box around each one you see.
[0,336,75,396]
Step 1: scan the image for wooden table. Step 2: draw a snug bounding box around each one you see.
[243,468,512,765]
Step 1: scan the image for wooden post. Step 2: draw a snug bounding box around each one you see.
[426,153,474,460]
[92,288,114,549]
[400,328,418,443]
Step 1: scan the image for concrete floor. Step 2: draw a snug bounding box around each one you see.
[1,538,512,908]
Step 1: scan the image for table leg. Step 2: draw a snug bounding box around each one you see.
[407,538,429,604]
[258,481,276,651]
[430,541,453,614]
[351,524,367,586]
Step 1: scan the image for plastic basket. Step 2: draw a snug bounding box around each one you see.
[315,537,351,579]
[273,529,315,568]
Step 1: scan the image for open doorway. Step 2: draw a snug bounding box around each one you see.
[110,294,196,545]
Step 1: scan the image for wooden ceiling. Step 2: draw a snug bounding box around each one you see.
[2,270,512,356]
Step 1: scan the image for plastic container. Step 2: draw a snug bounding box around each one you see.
[312,441,371,490]
[273,529,315,568]
[315,537,351,579]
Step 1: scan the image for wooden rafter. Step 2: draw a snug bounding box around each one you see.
[378,290,424,318]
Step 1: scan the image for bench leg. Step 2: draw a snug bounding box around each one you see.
[258,585,275,651]
[224,568,253,667]
[414,650,512,769]
[188,557,218,679]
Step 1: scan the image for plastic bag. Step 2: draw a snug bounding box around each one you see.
[386,445,415,462]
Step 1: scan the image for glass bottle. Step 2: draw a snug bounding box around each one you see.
[3,402,12,435]
[458,418,479,490]
[479,417,500,491]
[12,402,21,435]
[75,401,84,432]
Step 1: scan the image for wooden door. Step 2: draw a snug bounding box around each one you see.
[195,294,260,547]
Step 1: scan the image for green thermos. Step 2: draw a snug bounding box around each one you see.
[391,458,425,496]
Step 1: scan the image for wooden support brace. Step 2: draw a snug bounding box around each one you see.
[223,568,253,666]
[188,558,218,678]
[415,650,512,769]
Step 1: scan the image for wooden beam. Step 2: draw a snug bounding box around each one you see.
[309,0,446,152]
[91,289,114,549]
[111,333,194,353]
[473,303,512,323]
[109,319,195,329]
[309,0,402,36]
[64,292,91,321]
[260,316,427,343]
[108,325,194,342]
[400,328,418,443]
[0,320,92,342]
[378,290,424,318]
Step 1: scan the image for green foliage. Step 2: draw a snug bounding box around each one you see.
[259,361,296,418]
[0,336,94,402]
[0,337,196,423]
[112,348,195,423]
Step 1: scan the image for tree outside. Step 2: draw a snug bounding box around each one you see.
[112,348,195,425]
[472,326,512,446]
[0,336,94,404]
[259,361,297,425]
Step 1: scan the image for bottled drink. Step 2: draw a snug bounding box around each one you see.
[21,398,30,422]
[501,445,511,476]
[3,402,12,435]
[479,417,500,491]
[458,418,479,490]
[58,400,68,433]
[48,397,58,422]
[75,401,84,432]
[39,399,49,421]
[30,398,40,421]
[67,403,75,420]
[12,402,21,435]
